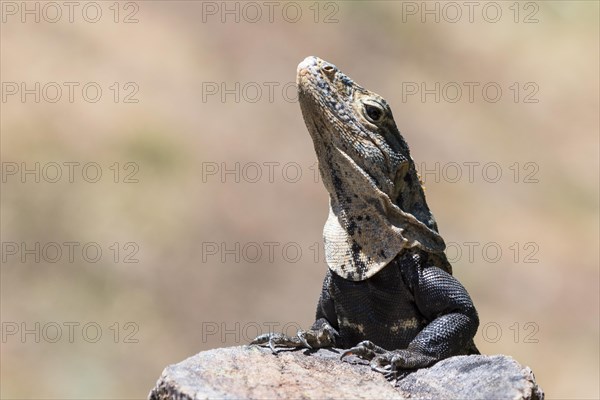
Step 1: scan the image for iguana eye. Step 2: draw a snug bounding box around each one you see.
[363,101,385,123]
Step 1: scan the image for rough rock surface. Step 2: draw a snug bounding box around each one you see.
[149,346,543,400]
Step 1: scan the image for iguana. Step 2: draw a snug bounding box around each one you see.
[252,56,479,377]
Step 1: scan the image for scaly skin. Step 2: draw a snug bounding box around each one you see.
[252,56,479,378]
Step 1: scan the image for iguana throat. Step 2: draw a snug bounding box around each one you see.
[297,56,448,281]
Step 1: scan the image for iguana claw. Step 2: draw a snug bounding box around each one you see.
[250,332,304,354]
[297,331,313,349]
[251,323,336,353]
[341,340,436,377]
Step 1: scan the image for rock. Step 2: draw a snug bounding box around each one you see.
[149,346,543,400]
[395,354,544,400]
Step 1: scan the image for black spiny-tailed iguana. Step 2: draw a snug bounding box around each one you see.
[252,56,479,378]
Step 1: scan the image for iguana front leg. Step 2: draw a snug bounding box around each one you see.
[251,318,338,353]
[342,265,479,376]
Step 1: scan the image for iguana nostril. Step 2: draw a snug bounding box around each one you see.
[322,64,336,77]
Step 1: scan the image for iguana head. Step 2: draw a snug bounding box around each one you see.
[297,56,449,281]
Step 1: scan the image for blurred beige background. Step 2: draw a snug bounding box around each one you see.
[1,1,598,398]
